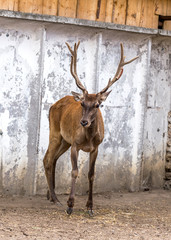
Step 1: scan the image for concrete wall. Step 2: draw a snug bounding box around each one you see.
[0,11,170,195]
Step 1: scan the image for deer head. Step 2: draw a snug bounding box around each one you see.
[66,41,138,127]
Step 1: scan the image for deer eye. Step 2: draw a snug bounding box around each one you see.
[81,102,84,107]
[95,103,99,108]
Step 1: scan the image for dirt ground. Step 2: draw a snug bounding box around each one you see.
[0,189,171,240]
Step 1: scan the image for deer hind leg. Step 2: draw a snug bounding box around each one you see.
[67,146,79,215]
[45,138,71,203]
[43,137,61,203]
[86,148,98,216]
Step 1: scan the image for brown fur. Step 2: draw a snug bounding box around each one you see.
[43,95,104,213]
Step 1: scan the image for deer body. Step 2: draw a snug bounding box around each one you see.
[49,95,104,152]
[43,42,138,215]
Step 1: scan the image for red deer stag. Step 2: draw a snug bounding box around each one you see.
[43,41,138,216]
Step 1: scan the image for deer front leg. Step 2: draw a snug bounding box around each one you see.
[67,146,78,215]
[86,148,98,216]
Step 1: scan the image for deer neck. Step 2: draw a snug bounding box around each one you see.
[84,118,98,140]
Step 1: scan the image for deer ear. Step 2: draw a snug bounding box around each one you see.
[71,91,84,101]
[98,90,112,102]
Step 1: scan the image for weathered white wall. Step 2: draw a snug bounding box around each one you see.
[142,37,171,189]
[0,12,170,195]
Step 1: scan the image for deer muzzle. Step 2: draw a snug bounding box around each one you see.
[80,120,88,127]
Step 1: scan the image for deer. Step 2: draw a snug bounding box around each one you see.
[43,41,138,216]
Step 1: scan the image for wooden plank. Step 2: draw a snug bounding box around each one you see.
[163,21,171,30]
[105,0,113,22]
[155,0,168,16]
[166,0,171,15]
[8,0,19,11]
[77,0,98,21]
[58,0,77,18]
[139,0,158,29]
[96,0,106,22]
[112,0,126,25]
[0,0,19,11]
[0,1,9,10]
[19,0,33,13]
[42,0,58,15]
[32,0,43,14]
[149,0,159,29]
[19,0,43,14]
[126,0,143,27]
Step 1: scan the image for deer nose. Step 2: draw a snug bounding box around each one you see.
[80,120,88,127]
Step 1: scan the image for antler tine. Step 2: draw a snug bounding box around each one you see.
[100,43,139,94]
[66,41,87,93]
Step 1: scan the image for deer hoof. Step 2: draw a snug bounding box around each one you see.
[88,210,94,217]
[66,207,73,215]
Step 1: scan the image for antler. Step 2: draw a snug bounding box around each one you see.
[99,43,139,94]
[66,41,88,94]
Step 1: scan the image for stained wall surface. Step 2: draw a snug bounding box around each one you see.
[0,12,170,195]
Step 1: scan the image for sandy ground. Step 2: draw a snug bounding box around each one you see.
[0,189,171,240]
